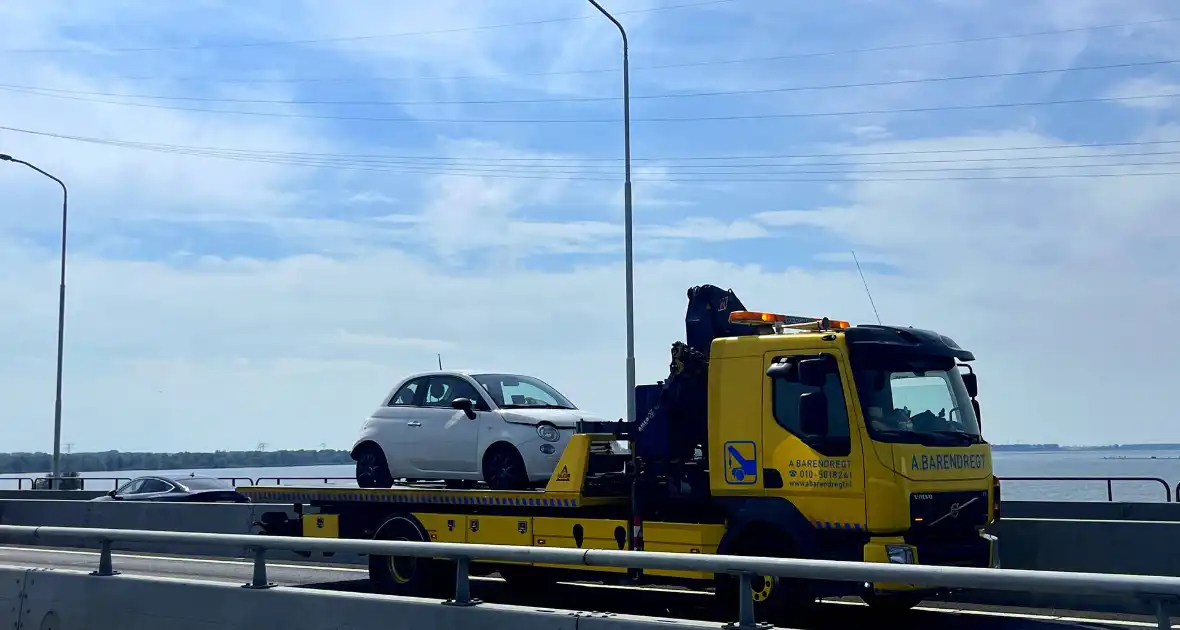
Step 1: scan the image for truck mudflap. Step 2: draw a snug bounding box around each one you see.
[253,511,303,538]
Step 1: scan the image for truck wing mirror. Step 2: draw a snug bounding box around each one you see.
[766,361,794,380]
[796,357,833,388]
[962,372,978,399]
[972,398,981,425]
[799,392,829,437]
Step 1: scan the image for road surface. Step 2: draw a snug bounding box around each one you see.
[0,545,1167,629]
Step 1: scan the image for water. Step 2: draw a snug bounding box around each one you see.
[3,450,1179,502]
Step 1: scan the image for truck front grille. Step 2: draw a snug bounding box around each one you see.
[909,490,989,534]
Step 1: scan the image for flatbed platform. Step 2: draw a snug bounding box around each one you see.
[236,485,626,509]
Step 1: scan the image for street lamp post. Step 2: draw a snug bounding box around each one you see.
[1,154,69,489]
[585,0,637,426]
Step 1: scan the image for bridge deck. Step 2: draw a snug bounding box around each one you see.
[0,544,1168,629]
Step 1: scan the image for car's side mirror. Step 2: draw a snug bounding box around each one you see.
[107,490,120,499]
[451,398,477,419]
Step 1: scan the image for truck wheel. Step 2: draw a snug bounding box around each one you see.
[715,529,816,625]
[862,590,924,613]
[355,444,394,489]
[482,445,529,490]
[368,514,447,596]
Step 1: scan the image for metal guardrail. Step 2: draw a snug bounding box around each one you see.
[999,476,1174,502]
[10,476,260,491]
[253,476,353,486]
[2,474,1177,501]
[0,525,1177,629]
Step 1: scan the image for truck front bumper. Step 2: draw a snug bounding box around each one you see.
[863,529,998,594]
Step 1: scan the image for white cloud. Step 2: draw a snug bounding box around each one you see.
[2,0,1180,456]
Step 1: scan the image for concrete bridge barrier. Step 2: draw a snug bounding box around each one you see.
[3,498,1180,617]
[1,565,708,630]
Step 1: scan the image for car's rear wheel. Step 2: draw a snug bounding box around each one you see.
[355,443,394,489]
[482,444,530,490]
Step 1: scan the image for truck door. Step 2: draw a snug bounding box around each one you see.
[761,349,867,531]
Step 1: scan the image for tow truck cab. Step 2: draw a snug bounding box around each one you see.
[695,317,998,575]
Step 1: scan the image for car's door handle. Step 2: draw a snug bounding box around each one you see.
[407,421,422,427]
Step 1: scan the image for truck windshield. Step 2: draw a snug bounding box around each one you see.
[852,365,981,446]
[472,373,576,410]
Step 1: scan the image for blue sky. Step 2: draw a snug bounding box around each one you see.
[1,0,1178,452]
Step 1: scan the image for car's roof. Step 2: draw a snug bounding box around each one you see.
[400,369,530,379]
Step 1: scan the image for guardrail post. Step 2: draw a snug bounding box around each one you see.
[1141,596,1179,630]
[242,547,274,589]
[724,572,766,630]
[89,539,119,577]
[443,557,481,607]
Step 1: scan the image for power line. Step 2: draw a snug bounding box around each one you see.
[3,85,1178,123]
[0,0,737,54]
[6,58,1177,107]
[18,16,1179,80]
[34,132,1180,174]
[4,124,1179,165]
[7,124,1180,183]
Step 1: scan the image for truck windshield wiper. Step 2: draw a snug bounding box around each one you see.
[872,429,967,447]
[930,430,981,444]
[871,429,930,445]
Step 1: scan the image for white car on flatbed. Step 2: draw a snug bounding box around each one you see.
[351,370,616,490]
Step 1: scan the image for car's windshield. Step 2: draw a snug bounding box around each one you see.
[472,373,576,409]
[853,364,981,446]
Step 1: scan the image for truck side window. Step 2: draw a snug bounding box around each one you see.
[771,355,852,457]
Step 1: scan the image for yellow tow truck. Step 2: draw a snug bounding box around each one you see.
[242,285,999,620]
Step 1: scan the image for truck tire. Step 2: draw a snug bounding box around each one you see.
[368,513,447,596]
[482,444,529,491]
[714,527,817,626]
[355,443,394,489]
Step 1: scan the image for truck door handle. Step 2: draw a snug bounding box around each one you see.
[407,421,422,427]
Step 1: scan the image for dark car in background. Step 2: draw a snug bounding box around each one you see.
[90,475,251,503]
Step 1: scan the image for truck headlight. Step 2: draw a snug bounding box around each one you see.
[536,424,561,442]
[886,545,915,564]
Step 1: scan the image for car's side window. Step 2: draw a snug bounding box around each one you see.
[387,378,425,407]
[420,376,486,410]
[139,479,172,493]
[116,479,145,495]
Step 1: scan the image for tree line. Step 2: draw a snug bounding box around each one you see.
[0,449,354,475]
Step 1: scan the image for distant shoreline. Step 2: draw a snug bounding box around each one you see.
[0,449,353,476]
[992,443,1180,452]
[3,444,1179,476]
